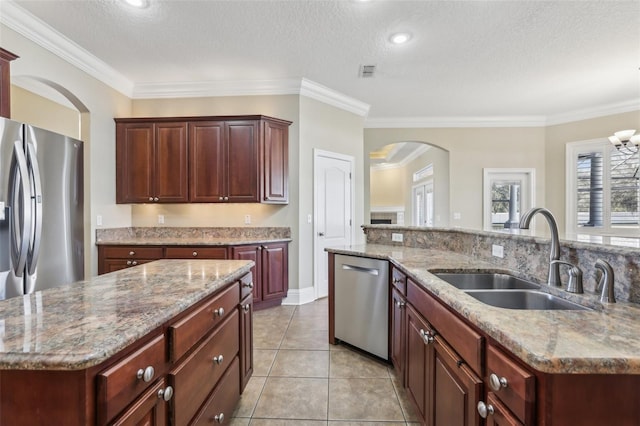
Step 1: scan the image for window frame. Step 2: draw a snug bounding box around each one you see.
[566,138,639,236]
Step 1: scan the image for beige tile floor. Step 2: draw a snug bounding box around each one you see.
[231,298,422,425]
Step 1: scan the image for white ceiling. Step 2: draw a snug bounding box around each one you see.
[2,0,640,125]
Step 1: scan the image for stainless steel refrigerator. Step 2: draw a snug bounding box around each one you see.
[0,117,84,300]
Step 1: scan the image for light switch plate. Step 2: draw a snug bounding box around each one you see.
[492,244,504,258]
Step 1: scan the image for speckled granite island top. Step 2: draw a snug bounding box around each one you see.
[0,259,253,371]
[328,244,640,375]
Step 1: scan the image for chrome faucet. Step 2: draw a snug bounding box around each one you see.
[595,259,616,303]
[519,207,561,287]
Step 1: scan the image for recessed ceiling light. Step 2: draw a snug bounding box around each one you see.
[122,0,149,8]
[390,32,411,45]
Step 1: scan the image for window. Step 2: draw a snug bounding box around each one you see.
[567,140,640,235]
[483,169,535,231]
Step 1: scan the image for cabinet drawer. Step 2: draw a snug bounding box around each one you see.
[240,272,254,300]
[192,356,240,425]
[407,279,483,374]
[97,334,166,425]
[102,246,163,259]
[170,310,240,426]
[165,246,228,259]
[169,283,239,362]
[391,267,407,295]
[486,344,535,425]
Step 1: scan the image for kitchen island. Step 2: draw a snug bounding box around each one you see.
[0,259,254,425]
[328,232,640,426]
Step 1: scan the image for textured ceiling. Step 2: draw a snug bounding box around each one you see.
[4,0,640,121]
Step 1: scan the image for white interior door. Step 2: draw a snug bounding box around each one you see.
[314,149,354,299]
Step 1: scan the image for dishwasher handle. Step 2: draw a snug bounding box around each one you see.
[341,263,380,276]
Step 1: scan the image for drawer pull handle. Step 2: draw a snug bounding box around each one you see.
[129,251,135,256]
[477,401,494,418]
[213,355,224,365]
[192,251,198,257]
[214,307,225,317]
[157,386,173,402]
[489,373,508,391]
[213,413,224,423]
[243,304,250,312]
[243,281,254,289]
[136,366,155,383]
[419,329,434,344]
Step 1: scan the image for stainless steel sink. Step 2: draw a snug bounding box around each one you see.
[464,290,592,311]
[435,273,540,290]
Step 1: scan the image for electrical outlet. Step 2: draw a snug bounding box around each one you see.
[492,244,504,258]
[158,215,164,224]
[392,233,404,242]
[307,214,312,224]
[96,215,102,226]
[244,214,251,224]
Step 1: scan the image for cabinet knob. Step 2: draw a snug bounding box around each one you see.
[157,386,173,402]
[129,251,135,256]
[224,196,229,201]
[154,197,159,202]
[127,260,132,266]
[243,304,250,312]
[213,413,224,423]
[136,366,155,383]
[132,260,137,266]
[148,197,154,202]
[243,282,254,289]
[192,251,198,257]
[219,197,223,201]
[214,307,225,317]
[395,300,405,308]
[419,328,434,344]
[489,373,508,391]
[477,401,494,418]
[213,355,224,365]
[393,278,402,284]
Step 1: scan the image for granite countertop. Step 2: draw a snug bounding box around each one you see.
[328,244,640,375]
[0,259,253,371]
[96,236,292,246]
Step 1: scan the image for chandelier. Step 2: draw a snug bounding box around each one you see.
[608,129,640,155]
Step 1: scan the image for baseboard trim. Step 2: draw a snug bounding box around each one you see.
[282,286,317,305]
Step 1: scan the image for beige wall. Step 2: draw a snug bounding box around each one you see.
[3,25,133,277]
[370,167,405,208]
[365,127,546,231]
[298,96,366,293]
[11,86,79,138]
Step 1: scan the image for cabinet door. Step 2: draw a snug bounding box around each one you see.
[431,336,482,426]
[261,243,288,301]
[111,379,170,426]
[189,121,226,202]
[116,122,155,203]
[226,121,259,202]
[239,295,253,391]
[154,122,188,202]
[261,119,289,203]
[405,305,432,423]
[390,288,406,381]
[231,245,262,302]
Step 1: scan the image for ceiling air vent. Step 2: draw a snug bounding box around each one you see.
[359,64,376,78]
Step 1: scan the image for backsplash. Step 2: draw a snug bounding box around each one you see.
[96,227,291,242]
[363,225,640,304]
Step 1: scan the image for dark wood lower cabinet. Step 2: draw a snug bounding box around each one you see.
[111,379,170,426]
[240,295,254,391]
[390,288,406,381]
[405,305,432,420]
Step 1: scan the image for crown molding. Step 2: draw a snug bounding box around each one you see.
[133,78,302,99]
[365,115,547,129]
[545,98,640,126]
[0,1,134,97]
[299,78,370,117]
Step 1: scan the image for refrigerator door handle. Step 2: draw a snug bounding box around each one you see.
[9,141,33,278]
[25,143,43,280]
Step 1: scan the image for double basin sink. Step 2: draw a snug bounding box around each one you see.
[435,272,591,311]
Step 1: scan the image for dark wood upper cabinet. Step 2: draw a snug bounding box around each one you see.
[0,48,19,119]
[115,121,188,203]
[115,115,291,204]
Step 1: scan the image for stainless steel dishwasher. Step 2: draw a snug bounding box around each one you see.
[334,254,389,360]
